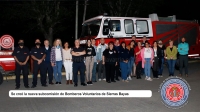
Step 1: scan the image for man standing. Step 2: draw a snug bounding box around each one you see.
[12,39,30,89]
[44,40,54,85]
[178,37,189,77]
[114,39,120,80]
[141,36,147,47]
[96,38,107,81]
[71,39,87,87]
[30,39,47,88]
[91,39,97,82]
[131,35,137,47]
[157,40,166,77]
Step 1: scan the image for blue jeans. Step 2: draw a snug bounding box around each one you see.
[120,62,128,80]
[144,58,151,77]
[158,57,164,75]
[167,59,176,76]
[92,62,97,81]
[53,61,62,82]
[128,57,134,76]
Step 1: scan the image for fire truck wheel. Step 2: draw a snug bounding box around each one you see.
[0,72,3,85]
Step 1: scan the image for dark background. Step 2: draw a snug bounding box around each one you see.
[0,0,199,50]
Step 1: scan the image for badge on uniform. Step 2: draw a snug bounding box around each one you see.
[17,51,20,53]
[114,51,116,53]
[41,53,43,54]
[109,51,113,54]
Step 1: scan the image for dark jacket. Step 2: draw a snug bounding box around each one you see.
[85,45,96,57]
[119,47,130,62]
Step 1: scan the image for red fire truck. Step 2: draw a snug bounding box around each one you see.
[0,35,15,85]
[79,13,200,58]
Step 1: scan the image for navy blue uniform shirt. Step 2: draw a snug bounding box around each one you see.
[12,46,30,62]
[30,46,46,62]
[119,47,130,61]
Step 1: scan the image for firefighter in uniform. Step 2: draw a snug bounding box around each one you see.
[30,39,47,88]
[12,39,30,89]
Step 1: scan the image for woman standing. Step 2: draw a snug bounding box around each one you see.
[126,40,135,80]
[103,42,118,83]
[119,42,129,82]
[166,40,177,76]
[85,39,96,85]
[50,38,63,84]
[134,41,142,79]
[152,41,161,79]
[62,42,73,85]
[141,41,154,81]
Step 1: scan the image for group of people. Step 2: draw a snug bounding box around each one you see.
[12,35,189,89]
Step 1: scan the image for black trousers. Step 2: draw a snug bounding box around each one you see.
[179,55,188,75]
[115,62,120,79]
[73,62,85,83]
[43,62,53,83]
[32,62,46,86]
[105,63,115,82]
[152,57,159,78]
[136,61,142,78]
[15,63,29,87]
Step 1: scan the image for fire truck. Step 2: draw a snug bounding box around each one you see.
[0,35,15,85]
[79,13,200,58]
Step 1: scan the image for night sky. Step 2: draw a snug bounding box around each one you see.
[0,0,199,49]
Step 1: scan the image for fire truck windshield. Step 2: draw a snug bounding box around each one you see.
[80,19,101,38]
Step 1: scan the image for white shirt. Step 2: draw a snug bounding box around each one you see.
[55,47,62,61]
[144,48,152,58]
[62,48,72,60]
[153,48,157,57]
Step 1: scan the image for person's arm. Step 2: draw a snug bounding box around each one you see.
[178,44,181,53]
[92,46,96,56]
[184,43,189,52]
[173,46,178,59]
[31,48,40,61]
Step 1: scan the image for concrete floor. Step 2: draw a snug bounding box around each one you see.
[0,61,200,112]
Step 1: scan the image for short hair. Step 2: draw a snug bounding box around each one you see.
[108,41,114,45]
[63,42,70,48]
[115,38,119,41]
[129,40,135,45]
[132,35,136,37]
[169,40,173,42]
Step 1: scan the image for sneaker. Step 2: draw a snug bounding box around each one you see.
[59,82,62,85]
[103,78,106,81]
[55,82,58,84]
[159,75,163,77]
[124,80,129,82]
[128,76,132,80]
[145,76,148,80]
[87,82,90,85]
[90,81,93,85]
[99,79,101,81]
[147,77,153,81]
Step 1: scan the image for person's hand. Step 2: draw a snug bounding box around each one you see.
[18,62,23,65]
[102,61,105,65]
[22,62,27,65]
[51,63,55,67]
[38,59,42,64]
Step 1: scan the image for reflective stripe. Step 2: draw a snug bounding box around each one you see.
[0,58,15,61]
[188,54,199,57]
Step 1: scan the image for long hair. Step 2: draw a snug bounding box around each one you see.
[53,38,62,47]
[120,41,126,48]
[63,42,70,49]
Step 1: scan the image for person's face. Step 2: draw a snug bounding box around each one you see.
[91,39,95,45]
[115,40,119,44]
[18,40,24,44]
[145,43,149,48]
[122,43,125,47]
[158,41,162,46]
[87,40,91,45]
[56,40,60,46]
[131,42,134,46]
[182,38,185,42]
[154,42,157,47]
[109,44,113,49]
[100,38,105,44]
[64,42,69,48]
[143,37,146,41]
[75,40,80,46]
[132,36,136,40]
[44,40,49,46]
[169,41,173,46]
[138,42,141,46]
[35,39,41,45]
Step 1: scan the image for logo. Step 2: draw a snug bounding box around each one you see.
[158,76,191,109]
[0,35,14,49]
